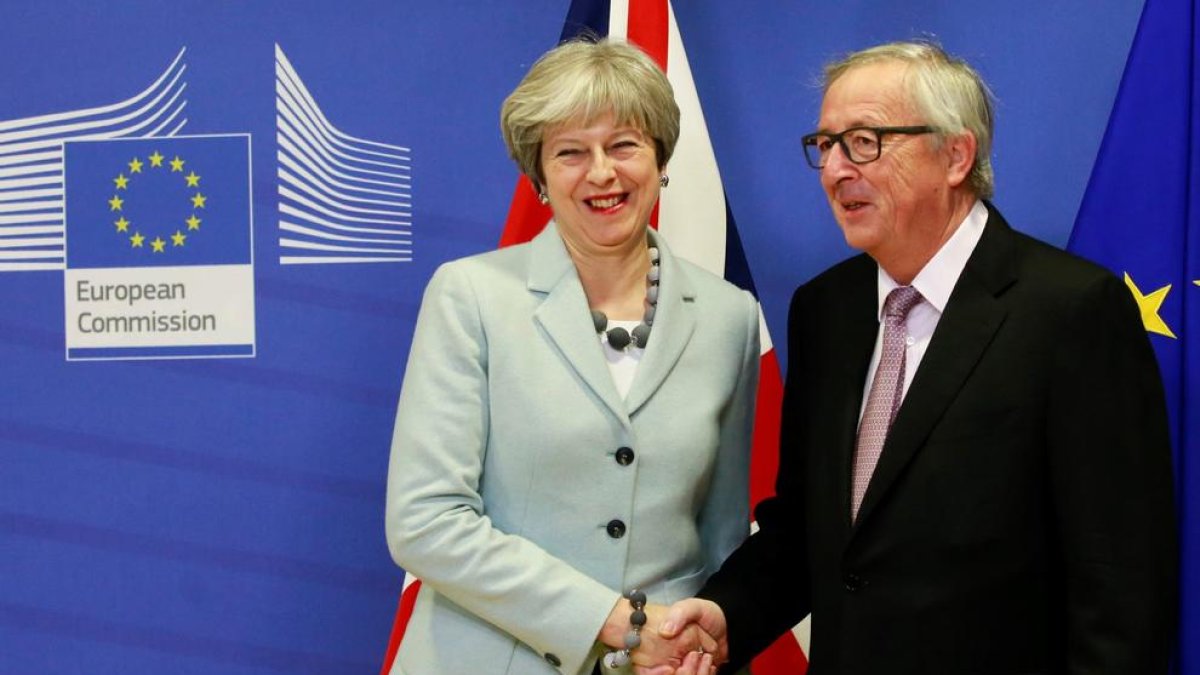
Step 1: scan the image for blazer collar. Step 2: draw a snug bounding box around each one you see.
[853,202,1019,529]
[528,223,697,424]
[625,229,697,416]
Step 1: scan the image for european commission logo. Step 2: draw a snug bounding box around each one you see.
[63,135,256,360]
[2,39,414,362]
[274,45,412,265]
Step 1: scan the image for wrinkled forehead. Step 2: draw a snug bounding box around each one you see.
[820,61,918,127]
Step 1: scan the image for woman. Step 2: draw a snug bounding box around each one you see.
[385,37,759,675]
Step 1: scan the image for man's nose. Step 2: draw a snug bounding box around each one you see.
[822,141,858,179]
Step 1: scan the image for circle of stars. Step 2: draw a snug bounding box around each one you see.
[107,150,206,254]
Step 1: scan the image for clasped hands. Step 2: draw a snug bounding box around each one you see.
[603,597,728,675]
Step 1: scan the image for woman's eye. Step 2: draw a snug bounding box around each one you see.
[610,141,640,155]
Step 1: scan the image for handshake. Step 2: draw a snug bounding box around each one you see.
[601,597,730,675]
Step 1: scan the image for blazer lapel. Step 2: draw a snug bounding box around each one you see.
[625,231,697,416]
[834,258,889,529]
[529,223,631,427]
[854,207,1018,527]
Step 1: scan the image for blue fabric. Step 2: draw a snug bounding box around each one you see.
[1066,0,1199,670]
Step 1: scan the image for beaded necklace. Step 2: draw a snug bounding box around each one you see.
[589,246,659,351]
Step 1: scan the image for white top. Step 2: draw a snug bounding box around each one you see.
[600,319,644,399]
[860,200,989,421]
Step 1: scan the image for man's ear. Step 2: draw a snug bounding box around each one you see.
[944,131,977,188]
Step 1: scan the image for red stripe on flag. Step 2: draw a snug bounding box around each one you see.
[751,630,810,674]
[378,579,421,675]
[627,0,668,70]
[626,0,666,230]
[749,349,784,509]
[499,176,554,247]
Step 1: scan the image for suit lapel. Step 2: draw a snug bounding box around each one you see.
[529,223,631,427]
[625,231,697,416]
[831,257,886,529]
[853,206,1018,527]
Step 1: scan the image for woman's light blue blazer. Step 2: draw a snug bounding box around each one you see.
[386,222,759,674]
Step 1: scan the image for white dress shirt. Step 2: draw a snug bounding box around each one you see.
[601,319,644,399]
[859,200,989,421]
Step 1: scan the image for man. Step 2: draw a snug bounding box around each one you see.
[648,41,1177,675]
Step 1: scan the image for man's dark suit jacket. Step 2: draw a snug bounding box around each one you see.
[702,204,1177,674]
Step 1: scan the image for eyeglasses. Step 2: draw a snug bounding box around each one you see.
[800,125,935,169]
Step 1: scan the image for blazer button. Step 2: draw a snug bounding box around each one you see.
[615,447,635,466]
[843,572,866,592]
[606,519,627,538]
[543,652,562,667]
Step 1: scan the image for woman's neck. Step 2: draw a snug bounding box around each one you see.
[570,239,651,321]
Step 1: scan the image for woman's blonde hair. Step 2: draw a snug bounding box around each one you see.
[501,37,680,189]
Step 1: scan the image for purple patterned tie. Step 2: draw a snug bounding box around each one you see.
[851,285,923,522]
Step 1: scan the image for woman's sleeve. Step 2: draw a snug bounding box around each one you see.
[697,289,759,575]
[385,262,620,674]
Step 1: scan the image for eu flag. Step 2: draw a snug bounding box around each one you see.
[64,135,252,269]
[1066,0,1199,670]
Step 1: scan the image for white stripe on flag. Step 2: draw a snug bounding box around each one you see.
[655,2,727,277]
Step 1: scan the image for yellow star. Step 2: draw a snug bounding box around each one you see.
[185,214,201,230]
[185,171,201,187]
[151,237,166,253]
[108,195,123,211]
[149,151,165,168]
[171,230,187,247]
[130,231,145,248]
[114,216,130,232]
[1124,272,1176,339]
[128,157,143,173]
[114,174,129,190]
[170,156,185,172]
[191,193,207,208]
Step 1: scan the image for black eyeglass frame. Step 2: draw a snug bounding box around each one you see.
[800,125,936,169]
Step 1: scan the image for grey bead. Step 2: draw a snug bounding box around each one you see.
[606,327,631,350]
[631,323,651,348]
[624,632,642,649]
[604,650,631,668]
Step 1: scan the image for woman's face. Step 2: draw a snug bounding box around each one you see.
[539,110,661,259]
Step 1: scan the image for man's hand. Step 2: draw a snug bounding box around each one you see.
[671,648,717,675]
[632,598,728,675]
[601,599,717,673]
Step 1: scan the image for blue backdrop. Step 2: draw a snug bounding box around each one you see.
[1,1,1168,673]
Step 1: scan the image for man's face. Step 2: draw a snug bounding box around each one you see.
[817,61,957,266]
